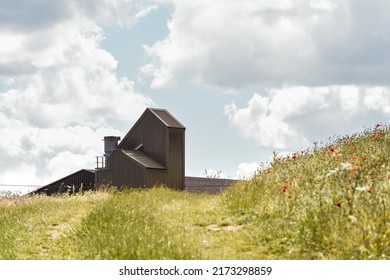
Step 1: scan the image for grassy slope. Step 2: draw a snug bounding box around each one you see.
[0,126,389,259]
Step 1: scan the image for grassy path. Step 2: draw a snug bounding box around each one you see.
[0,193,110,259]
[0,189,266,259]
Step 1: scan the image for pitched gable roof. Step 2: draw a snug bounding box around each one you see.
[149,108,185,129]
[122,150,167,169]
[119,108,185,149]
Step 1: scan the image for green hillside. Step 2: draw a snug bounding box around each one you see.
[0,125,389,259]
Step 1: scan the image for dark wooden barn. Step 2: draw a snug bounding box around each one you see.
[95,108,185,190]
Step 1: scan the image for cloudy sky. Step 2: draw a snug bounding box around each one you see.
[1,0,390,190]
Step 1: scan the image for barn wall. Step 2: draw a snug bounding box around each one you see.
[108,150,144,187]
[146,169,167,187]
[167,130,185,189]
[120,111,168,167]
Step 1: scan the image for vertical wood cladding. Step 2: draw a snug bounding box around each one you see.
[146,169,167,187]
[97,150,168,188]
[120,111,168,167]
[168,131,185,189]
[107,150,144,187]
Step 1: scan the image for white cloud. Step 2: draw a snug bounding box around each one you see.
[363,87,390,115]
[309,0,338,12]
[225,86,390,152]
[0,1,155,186]
[143,0,390,89]
[235,162,262,179]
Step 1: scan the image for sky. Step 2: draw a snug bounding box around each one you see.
[1,0,390,192]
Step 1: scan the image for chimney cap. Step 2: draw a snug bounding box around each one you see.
[102,136,121,141]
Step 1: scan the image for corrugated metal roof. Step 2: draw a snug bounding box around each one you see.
[122,150,167,170]
[149,108,185,129]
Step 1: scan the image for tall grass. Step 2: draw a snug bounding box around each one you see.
[72,188,203,259]
[223,125,390,259]
[0,193,109,259]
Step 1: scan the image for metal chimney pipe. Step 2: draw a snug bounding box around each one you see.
[103,136,121,166]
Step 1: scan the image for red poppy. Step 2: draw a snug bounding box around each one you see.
[376,123,382,128]
[336,201,342,208]
[330,147,335,153]
[282,185,288,192]
[292,153,297,159]
[368,187,373,193]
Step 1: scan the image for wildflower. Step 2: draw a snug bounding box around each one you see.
[326,169,338,177]
[348,215,357,223]
[292,153,297,159]
[353,155,359,162]
[376,123,382,128]
[373,134,380,140]
[282,185,288,192]
[340,162,353,171]
[363,156,369,161]
[356,186,370,192]
[368,187,373,193]
[330,147,339,154]
[288,194,293,199]
[336,201,342,208]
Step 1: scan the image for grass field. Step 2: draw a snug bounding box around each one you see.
[0,125,389,259]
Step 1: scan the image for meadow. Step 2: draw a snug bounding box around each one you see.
[0,125,389,259]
